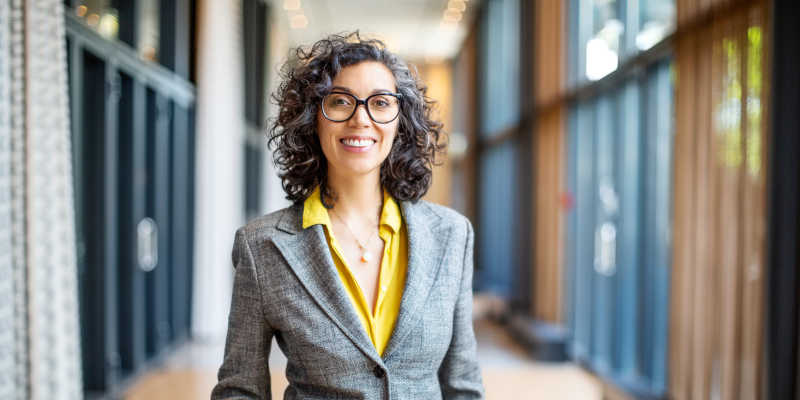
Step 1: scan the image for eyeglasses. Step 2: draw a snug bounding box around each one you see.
[320,91,402,124]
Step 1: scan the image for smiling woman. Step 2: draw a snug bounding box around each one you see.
[211,32,485,399]
[268,31,445,207]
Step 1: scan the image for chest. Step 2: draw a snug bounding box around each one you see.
[328,223,386,311]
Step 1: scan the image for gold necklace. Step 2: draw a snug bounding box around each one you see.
[329,208,378,263]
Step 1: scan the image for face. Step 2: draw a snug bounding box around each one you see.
[316,61,400,179]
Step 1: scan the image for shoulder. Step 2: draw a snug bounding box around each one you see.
[233,204,302,252]
[411,200,473,238]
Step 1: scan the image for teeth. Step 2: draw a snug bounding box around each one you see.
[341,138,375,147]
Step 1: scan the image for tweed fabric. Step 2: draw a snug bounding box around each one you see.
[212,199,484,399]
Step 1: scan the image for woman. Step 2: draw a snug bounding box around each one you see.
[211,32,484,399]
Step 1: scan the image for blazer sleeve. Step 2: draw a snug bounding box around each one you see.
[211,228,274,400]
[438,218,485,399]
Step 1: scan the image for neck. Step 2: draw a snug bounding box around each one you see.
[326,168,383,224]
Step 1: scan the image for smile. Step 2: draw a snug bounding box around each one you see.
[339,137,376,150]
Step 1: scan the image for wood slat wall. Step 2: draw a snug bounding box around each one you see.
[671,1,769,398]
[450,27,479,222]
[532,108,565,322]
[418,62,454,207]
[531,0,566,322]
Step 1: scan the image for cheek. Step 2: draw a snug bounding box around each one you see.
[381,128,398,155]
[316,116,336,152]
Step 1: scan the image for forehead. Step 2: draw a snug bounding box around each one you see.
[331,61,396,94]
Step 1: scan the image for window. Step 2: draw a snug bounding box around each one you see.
[564,0,675,396]
[63,1,197,394]
[242,0,270,220]
[480,0,519,137]
[473,0,526,302]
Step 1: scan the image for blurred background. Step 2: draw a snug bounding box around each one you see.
[1,0,798,399]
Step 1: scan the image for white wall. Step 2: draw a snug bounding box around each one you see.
[261,10,292,214]
[192,0,246,341]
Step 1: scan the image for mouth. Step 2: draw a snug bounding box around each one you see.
[339,136,377,151]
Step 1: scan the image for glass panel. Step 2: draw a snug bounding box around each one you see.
[585,0,623,81]
[590,93,617,374]
[615,80,641,380]
[567,100,595,360]
[477,141,516,296]
[572,0,676,83]
[566,62,673,398]
[637,0,676,51]
[69,0,162,64]
[480,0,519,136]
[72,0,120,40]
[639,60,672,392]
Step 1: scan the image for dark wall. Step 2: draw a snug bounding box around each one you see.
[767,0,800,398]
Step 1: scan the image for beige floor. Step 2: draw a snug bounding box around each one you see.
[125,319,603,399]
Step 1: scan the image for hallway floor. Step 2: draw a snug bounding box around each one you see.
[124,318,603,399]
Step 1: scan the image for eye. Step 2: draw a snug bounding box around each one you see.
[370,95,393,108]
[326,93,353,107]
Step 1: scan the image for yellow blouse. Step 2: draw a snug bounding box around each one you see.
[302,185,408,356]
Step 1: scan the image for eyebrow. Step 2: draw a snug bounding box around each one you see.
[330,86,396,94]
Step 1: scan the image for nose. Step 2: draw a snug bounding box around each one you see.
[348,103,372,127]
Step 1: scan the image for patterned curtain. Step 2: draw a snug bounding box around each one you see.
[0,1,83,399]
[0,1,20,398]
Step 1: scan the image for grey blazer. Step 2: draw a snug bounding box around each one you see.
[211,199,485,399]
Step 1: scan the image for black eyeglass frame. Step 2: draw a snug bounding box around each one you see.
[320,91,403,124]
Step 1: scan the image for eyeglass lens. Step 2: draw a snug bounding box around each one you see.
[322,93,400,123]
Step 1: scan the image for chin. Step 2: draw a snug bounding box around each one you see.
[335,159,383,177]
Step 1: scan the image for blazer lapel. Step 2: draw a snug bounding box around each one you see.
[270,204,383,365]
[382,200,452,360]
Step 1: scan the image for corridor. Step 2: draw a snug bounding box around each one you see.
[2,0,799,399]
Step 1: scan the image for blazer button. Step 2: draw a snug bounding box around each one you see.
[372,365,385,378]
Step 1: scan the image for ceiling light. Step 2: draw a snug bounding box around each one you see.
[98,12,119,38]
[283,0,301,11]
[448,0,466,12]
[290,14,308,29]
[86,13,100,27]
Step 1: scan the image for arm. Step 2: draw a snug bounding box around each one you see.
[211,228,273,399]
[438,218,485,399]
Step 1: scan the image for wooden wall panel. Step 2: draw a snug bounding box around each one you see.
[715,19,744,400]
[449,27,478,222]
[531,0,566,323]
[738,8,769,398]
[532,107,565,322]
[534,0,565,107]
[418,62,453,207]
[671,2,768,399]
[671,31,698,400]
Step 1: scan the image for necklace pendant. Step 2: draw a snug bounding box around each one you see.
[361,251,372,263]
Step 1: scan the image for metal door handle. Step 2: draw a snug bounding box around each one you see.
[594,222,616,276]
[137,217,158,272]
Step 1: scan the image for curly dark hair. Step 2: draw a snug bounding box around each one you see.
[267,31,446,208]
